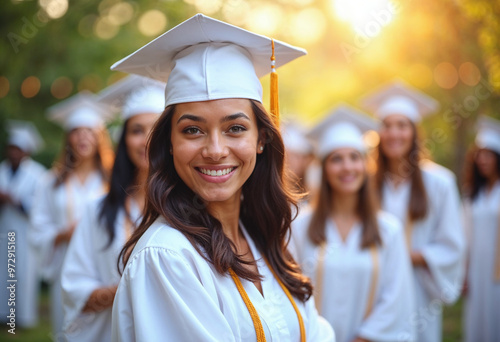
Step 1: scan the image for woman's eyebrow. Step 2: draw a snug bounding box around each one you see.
[221,113,250,123]
[177,114,206,124]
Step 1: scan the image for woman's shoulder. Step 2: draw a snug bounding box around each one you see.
[420,160,457,186]
[291,208,314,237]
[128,218,205,265]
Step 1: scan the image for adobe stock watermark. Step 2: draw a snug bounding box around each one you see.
[339,1,405,63]
[7,12,49,54]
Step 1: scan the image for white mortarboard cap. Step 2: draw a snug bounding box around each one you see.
[7,120,44,154]
[110,13,306,108]
[476,115,500,155]
[281,121,313,155]
[360,80,439,122]
[97,75,166,121]
[47,91,113,131]
[308,104,379,159]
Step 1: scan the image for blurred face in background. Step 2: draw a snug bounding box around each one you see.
[68,127,98,161]
[324,147,365,196]
[475,148,499,180]
[6,145,27,169]
[379,114,414,160]
[125,113,159,171]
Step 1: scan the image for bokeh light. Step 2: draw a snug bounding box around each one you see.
[0,77,10,99]
[94,17,119,40]
[51,76,73,99]
[193,0,222,15]
[222,0,251,26]
[79,15,97,38]
[434,62,458,89]
[364,130,380,148]
[459,62,481,86]
[331,0,396,37]
[289,8,327,46]
[407,63,433,88]
[138,10,167,37]
[38,0,68,20]
[106,2,134,26]
[21,76,41,98]
[246,4,283,36]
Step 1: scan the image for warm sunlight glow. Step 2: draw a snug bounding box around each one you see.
[331,0,397,37]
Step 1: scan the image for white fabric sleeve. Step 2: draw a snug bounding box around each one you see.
[419,179,466,305]
[111,246,236,342]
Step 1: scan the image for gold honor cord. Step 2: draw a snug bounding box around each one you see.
[315,241,379,319]
[229,259,306,342]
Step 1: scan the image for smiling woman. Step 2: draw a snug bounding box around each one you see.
[110,13,334,342]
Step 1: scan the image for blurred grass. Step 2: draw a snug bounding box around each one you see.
[1,282,465,341]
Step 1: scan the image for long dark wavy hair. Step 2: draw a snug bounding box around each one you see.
[99,119,139,247]
[308,154,382,248]
[463,146,500,200]
[119,100,313,301]
[375,122,428,222]
[53,127,114,187]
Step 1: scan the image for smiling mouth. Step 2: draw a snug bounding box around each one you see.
[197,167,235,177]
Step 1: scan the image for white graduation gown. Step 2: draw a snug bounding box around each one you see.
[61,197,141,342]
[30,170,107,341]
[381,161,466,342]
[112,218,335,342]
[290,211,415,342]
[0,158,46,327]
[464,181,500,342]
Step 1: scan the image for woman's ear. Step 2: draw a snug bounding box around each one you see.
[257,129,267,154]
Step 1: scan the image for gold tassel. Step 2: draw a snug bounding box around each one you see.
[270,39,279,127]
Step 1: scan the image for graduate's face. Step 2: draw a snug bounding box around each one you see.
[125,113,158,171]
[475,148,499,180]
[379,114,414,160]
[6,145,27,168]
[324,147,365,195]
[68,127,98,161]
[170,99,263,204]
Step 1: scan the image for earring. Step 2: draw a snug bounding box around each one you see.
[259,146,264,151]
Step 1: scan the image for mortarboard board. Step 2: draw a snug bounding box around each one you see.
[476,115,500,155]
[360,80,439,122]
[308,104,379,159]
[110,13,306,122]
[7,120,45,154]
[97,75,166,121]
[47,91,113,131]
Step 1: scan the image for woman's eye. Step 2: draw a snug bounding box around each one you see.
[183,127,201,135]
[228,125,246,134]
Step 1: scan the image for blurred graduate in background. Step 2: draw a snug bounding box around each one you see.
[61,75,164,342]
[462,115,500,342]
[0,121,46,328]
[30,92,114,341]
[361,81,466,342]
[290,105,415,342]
[281,121,314,200]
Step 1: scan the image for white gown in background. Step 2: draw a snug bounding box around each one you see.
[61,197,141,342]
[0,157,46,327]
[464,181,500,342]
[381,161,466,342]
[290,211,415,342]
[112,219,335,342]
[31,170,107,341]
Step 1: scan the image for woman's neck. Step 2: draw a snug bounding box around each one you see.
[74,157,97,183]
[486,174,500,191]
[207,194,242,248]
[386,157,411,185]
[331,192,358,218]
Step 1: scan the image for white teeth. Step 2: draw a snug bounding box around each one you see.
[200,167,234,176]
